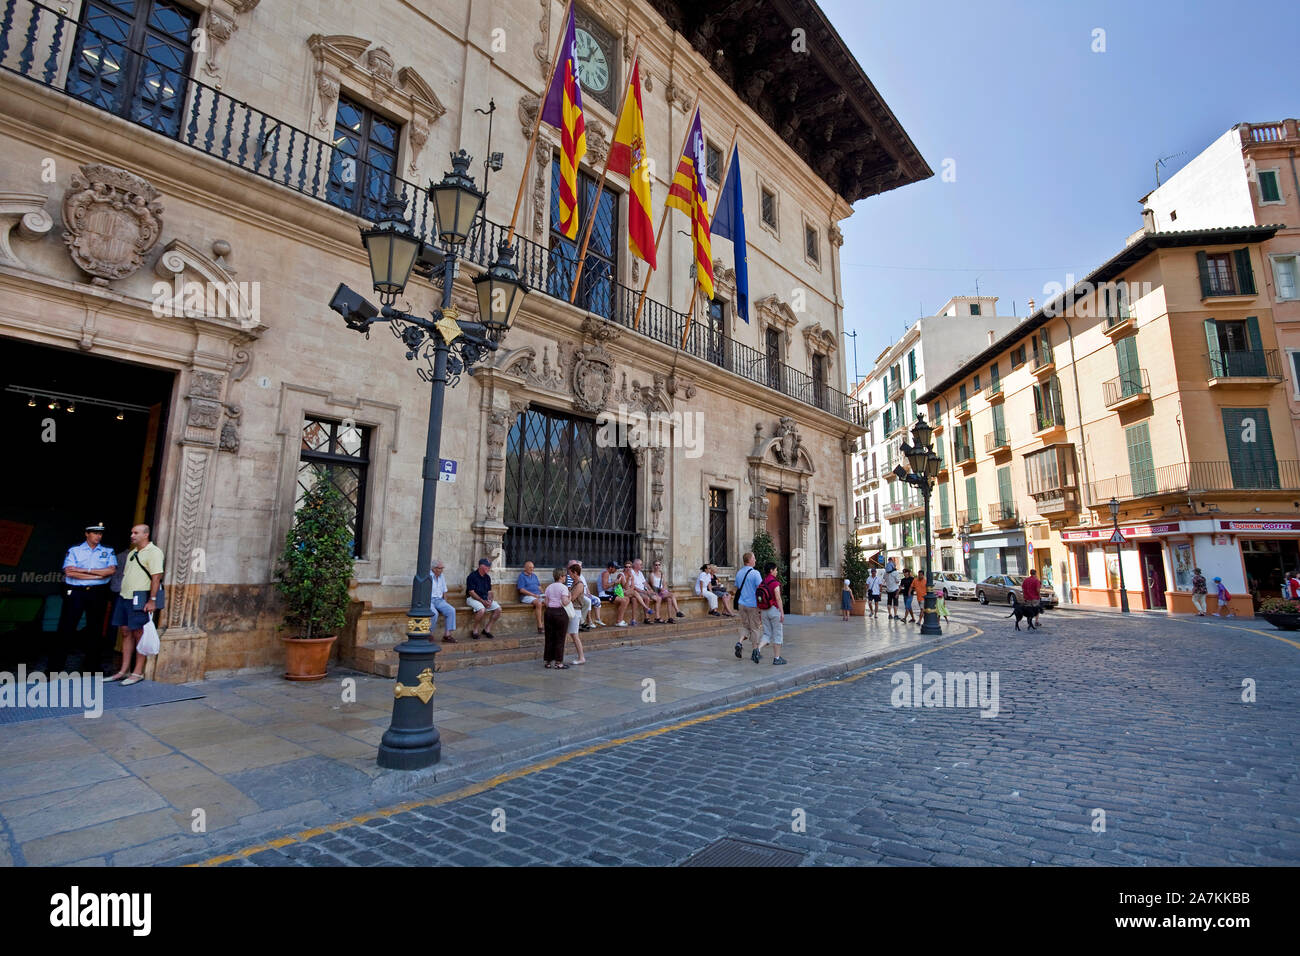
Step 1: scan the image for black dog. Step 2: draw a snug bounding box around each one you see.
[1007,601,1041,630]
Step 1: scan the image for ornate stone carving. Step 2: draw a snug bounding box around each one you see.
[828,223,844,247]
[796,490,810,535]
[219,405,241,452]
[587,120,610,166]
[0,192,54,267]
[191,371,224,399]
[712,258,737,301]
[518,94,540,139]
[755,294,799,347]
[802,321,839,356]
[483,408,510,520]
[533,0,551,80]
[497,345,565,392]
[570,343,615,415]
[308,35,445,138]
[665,79,692,112]
[187,399,222,430]
[532,135,551,239]
[164,447,209,631]
[408,121,430,176]
[581,314,622,343]
[61,163,163,284]
[201,9,237,77]
[650,447,666,532]
[315,75,340,130]
[774,416,803,466]
[613,371,696,416]
[365,46,395,85]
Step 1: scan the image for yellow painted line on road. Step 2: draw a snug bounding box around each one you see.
[192,627,982,866]
[1167,615,1300,651]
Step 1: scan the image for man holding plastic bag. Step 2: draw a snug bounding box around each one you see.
[107,524,165,685]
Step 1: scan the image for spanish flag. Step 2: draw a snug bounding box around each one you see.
[539,6,587,239]
[666,109,714,299]
[608,58,656,269]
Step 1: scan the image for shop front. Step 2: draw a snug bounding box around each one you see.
[967,530,1026,583]
[1061,522,1181,611]
[1217,519,1300,607]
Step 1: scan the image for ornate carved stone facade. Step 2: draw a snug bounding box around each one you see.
[61,164,164,284]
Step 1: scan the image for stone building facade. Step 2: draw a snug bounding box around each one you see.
[0,0,927,679]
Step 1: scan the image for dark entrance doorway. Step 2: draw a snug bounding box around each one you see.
[1,338,174,670]
[766,489,793,607]
[1139,541,1167,609]
[1241,538,1300,602]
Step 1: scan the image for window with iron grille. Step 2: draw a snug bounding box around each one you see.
[706,141,722,185]
[708,489,729,567]
[818,505,832,567]
[68,0,198,138]
[550,160,620,315]
[812,353,827,407]
[298,417,371,558]
[503,407,639,567]
[706,297,729,369]
[761,187,777,229]
[327,95,401,220]
[805,224,819,263]
[765,327,782,390]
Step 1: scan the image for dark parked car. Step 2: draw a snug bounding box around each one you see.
[976,574,1057,607]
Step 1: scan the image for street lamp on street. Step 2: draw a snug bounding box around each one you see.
[330,149,529,770]
[1108,496,1130,613]
[897,413,943,635]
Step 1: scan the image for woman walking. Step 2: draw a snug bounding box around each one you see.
[542,568,571,669]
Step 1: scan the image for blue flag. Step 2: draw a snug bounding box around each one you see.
[711,145,750,323]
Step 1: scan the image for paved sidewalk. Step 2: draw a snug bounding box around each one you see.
[0,614,966,866]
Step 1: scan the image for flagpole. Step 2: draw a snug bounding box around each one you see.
[710,123,742,229]
[567,37,640,304]
[506,0,573,245]
[632,89,701,332]
[679,277,699,350]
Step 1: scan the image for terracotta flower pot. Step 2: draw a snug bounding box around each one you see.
[281,635,337,681]
[850,598,867,617]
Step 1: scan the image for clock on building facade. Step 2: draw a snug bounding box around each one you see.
[574,9,618,113]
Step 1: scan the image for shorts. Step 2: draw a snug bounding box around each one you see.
[761,606,783,645]
[109,595,150,630]
[903,594,914,611]
[738,605,761,643]
[519,594,538,604]
[467,596,501,614]
[868,592,881,603]
[886,590,899,607]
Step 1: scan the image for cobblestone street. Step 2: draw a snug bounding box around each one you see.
[192,606,1300,866]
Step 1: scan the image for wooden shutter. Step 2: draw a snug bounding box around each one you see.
[1222,407,1279,489]
[1204,319,1222,377]
[1124,422,1155,496]
[1196,251,1213,298]
[1245,315,1263,351]
[965,475,978,513]
[938,483,949,526]
[992,402,1006,438]
[997,467,1013,508]
[1116,335,1139,394]
[1235,248,1257,295]
[1260,171,1281,203]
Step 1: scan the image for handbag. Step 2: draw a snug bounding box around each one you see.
[130,551,165,611]
[137,614,161,656]
[563,602,581,622]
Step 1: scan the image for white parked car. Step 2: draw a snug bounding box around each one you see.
[930,571,976,601]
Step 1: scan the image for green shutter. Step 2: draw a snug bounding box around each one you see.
[965,475,978,513]
[1222,407,1279,489]
[990,361,1000,386]
[1204,319,1222,377]
[1124,422,1156,496]
[1235,248,1257,295]
[939,483,949,525]
[958,384,967,404]
[1245,315,1263,351]
[911,389,918,421]
[997,466,1012,508]
[1116,335,1140,394]
[992,402,1006,439]
[1260,171,1281,203]
[1196,251,1213,298]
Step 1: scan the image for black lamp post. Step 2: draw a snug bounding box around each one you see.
[1108,496,1130,613]
[898,413,943,635]
[331,149,529,770]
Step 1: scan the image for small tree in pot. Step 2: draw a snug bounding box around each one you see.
[841,536,870,615]
[276,477,354,679]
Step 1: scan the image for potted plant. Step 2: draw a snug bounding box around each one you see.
[1257,597,1300,631]
[750,531,789,595]
[841,537,870,616]
[275,477,354,680]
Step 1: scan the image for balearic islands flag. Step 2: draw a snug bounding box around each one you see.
[539,6,587,238]
[665,109,714,299]
[608,57,656,269]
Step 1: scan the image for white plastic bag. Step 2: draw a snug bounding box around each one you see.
[138,614,161,656]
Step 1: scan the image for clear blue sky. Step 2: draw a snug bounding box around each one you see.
[823,0,1300,385]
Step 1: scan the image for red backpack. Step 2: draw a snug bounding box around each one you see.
[756,576,777,610]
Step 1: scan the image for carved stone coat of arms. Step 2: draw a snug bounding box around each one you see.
[62,163,164,283]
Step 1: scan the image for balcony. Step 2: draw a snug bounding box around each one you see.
[1089,460,1300,502]
[887,376,904,401]
[988,501,1019,526]
[884,498,924,520]
[955,400,971,421]
[954,443,976,467]
[1030,408,1067,438]
[956,509,981,533]
[985,380,1005,403]
[1206,350,1284,387]
[0,2,870,427]
[857,515,881,534]
[1244,120,1300,145]
[984,429,1011,456]
[935,512,954,533]
[1103,312,1135,338]
[1031,489,1079,515]
[1103,369,1150,409]
[1031,345,1056,376]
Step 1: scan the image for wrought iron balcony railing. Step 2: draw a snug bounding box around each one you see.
[1089,460,1300,501]
[988,501,1018,524]
[1103,369,1150,407]
[1,0,867,425]
[984,430,1009,453]
[1205,349,1282,381]
[1031,344,1055,370]
[1030,407,1066,432]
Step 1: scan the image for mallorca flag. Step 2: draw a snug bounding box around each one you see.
[540,6,586,238]
[665,109,714,299]
[711,144,749,322]
[608,57,656,269]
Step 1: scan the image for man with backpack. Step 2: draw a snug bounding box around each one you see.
[884,558,901,620]
[734,552,762,660]
[755,561,787,665]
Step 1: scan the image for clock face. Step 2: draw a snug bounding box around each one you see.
[574,28,610,94]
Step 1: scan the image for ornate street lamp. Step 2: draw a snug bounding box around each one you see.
[329,151,528,770]
[899,413,943,635]
[1108,496,1130,613]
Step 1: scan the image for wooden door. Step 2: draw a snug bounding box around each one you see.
[766,490,792,605]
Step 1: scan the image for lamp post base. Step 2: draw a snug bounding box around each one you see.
[920,593,943,635]
[377,625,442,770]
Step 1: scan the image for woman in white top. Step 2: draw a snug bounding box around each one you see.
[649,561,684,623]
[696,565,719,614]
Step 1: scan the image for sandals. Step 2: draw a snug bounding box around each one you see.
[105,673,127,682]
[553,662,570,669]
[654,618,666,624]
[121,675,144,686]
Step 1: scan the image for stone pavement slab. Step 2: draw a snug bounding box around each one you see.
[0,613,953,866]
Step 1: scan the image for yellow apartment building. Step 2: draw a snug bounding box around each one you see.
[921,224,1290,616]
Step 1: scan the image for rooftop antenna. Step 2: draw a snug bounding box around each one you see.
[1154,150,1188,187]
[974,276,981,297]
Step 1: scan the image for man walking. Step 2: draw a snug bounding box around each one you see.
[430,560,457,642]
[1022,567,1041,616]
[465,558,501,639]
[1190,567,1208,616]
[734,551,762,660]
[884,558,901,620]
[53,521,117,673]
[106,524,164,685]
[867,568,882,617]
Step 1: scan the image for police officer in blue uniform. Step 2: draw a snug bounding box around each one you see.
[51,521,117,673]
